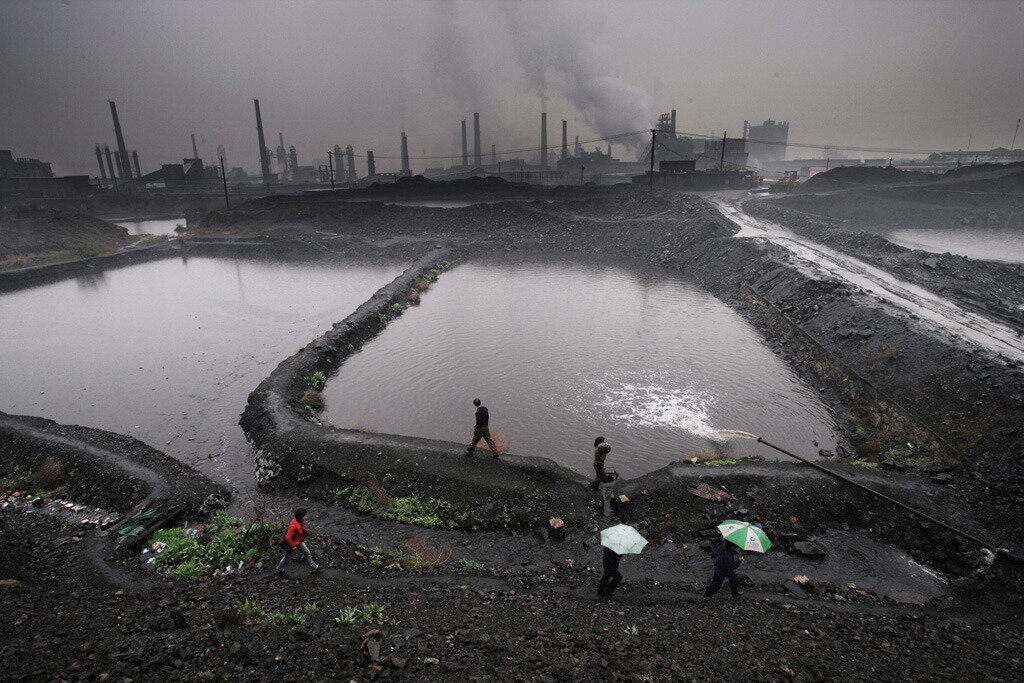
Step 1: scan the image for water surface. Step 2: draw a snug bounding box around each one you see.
[321,253,838,477]
[0,256,404,490]
[880,226,1024,264]
[114,217,186,235]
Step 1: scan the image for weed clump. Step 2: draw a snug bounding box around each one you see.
[306,371,326,391]
[366,536,452,570]
[300,390,325,409]
[150,510,271,579]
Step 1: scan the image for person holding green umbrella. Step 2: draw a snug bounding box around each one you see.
[597,524,647,596]
[705,520,772,599]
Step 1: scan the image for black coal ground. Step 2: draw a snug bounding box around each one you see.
[2,178,1024,679]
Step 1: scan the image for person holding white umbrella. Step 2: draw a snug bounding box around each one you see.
[597,524,647,596]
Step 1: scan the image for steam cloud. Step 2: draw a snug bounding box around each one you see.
[499,2,652,143]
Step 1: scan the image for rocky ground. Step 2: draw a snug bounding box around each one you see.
[2,510,1022,681]
[4,175,1024,678]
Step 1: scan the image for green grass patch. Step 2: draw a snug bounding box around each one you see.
[334,485,464,529]
[334,602,385,625]
[268,610,306,626]
[697,458,739,467]
[458,558,484,570]
[391,303,404,314]
[238,600,264,619]
[850,459,880,469]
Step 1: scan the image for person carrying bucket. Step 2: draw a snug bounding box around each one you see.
[590,436,612,491]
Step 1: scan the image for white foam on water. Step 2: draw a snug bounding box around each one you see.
[583,375,719,438]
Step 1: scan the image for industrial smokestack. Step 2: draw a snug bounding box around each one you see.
[671,109,677,135]
[400,132,410,174]
[253,99,272,187]
[113,151,122,177]
[461,120,468,166]
[366,151,376,176]
[541,112,548,168]
[473,112,481,166]
[95,145,108,187]
[103,145,117,186]
[191,134,199,160]
[561,120,568,160]
[108,100,132,181]
[346,145,355,181]
[132,150,141,179]
[574,135,580,156]
[333,145,343,180]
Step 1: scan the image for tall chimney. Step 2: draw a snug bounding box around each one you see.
[574,135,580,156]
[473,112,481,166]
[461,120,468,166]
[561,120,568,160]
[367,151,376,176]
[400,132,410,174]
[333,145,343,179]
[113,151,122,177]
[253,99,272,187]
[108,101,132,181]
[132,150,141,179]
[103,145,117,186]
[346,145,355,181]
[191,134,199,160]
[671,109,677,135]
[541,112,548,168]
[95,145,108,187]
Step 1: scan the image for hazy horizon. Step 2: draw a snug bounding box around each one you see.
[1,0,1021,177]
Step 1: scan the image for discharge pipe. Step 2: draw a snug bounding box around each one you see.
[755,436,1022,564]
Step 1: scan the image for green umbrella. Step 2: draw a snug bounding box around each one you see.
[717,520,772,553]
[600,524,648,555]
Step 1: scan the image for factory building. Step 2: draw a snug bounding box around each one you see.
[744,119,789,163]
[0,150,92,201]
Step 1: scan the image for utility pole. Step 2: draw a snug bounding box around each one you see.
[719,131,727,171]
[648,129,656,192]
[579,164,585,185]
[220,155,229,208]
[327,151,336,190]
[1012,118,1021,150]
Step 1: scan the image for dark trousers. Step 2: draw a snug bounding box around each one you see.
[466,426,499,456]
[705,570,740,597]
[591,463,606,490]
[598,547,622,595]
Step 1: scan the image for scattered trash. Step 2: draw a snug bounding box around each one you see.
[688,483,736,502]
[548,518,564,529]
[1,492,115,529]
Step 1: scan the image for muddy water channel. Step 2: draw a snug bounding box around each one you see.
[0,256,404,490]
[322,253,839,477]
[113,216,186,235]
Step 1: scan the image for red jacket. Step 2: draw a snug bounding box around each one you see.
[284,517,307,549]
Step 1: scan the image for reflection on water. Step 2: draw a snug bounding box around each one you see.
[881,227,1024,264]
[114,217,186,235]
[321,252,838,477]
[0,256,404,490]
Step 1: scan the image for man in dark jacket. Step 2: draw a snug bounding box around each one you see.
[704,541,744,598]
[465,398,500,458]
[591,437,611,491]
[597,546,623,596]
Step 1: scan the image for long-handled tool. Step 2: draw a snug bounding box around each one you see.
[756,436,1022,564]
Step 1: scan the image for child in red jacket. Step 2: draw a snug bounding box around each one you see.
[276,508,320,576]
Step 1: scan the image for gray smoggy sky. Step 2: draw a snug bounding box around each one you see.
[1,0,1022,177]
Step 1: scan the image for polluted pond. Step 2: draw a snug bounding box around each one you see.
[0,255,405,490]
[321,251,839,477]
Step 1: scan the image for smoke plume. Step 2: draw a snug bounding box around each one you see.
[500,2,652,144]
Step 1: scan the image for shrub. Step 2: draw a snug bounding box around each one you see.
[414,278,431,292]
[378,314,388,326]
[1,458,64,493]
[214,606,245,629]
[408,291,421,304]
[306,371,326,391]
[458,558,484,570]
[300,390,325,409]
[151,512,261,578]
[391,303,403,314]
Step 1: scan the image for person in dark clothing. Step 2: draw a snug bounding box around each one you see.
[704,541,744,598]
[590,437,611,491]
[465,398,500,458]
[276,508,320,576]
[597,546,623,595]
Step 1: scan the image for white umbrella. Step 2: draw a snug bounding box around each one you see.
[600,524,648,555]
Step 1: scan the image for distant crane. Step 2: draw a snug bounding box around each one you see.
[1012,118,1021,151]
